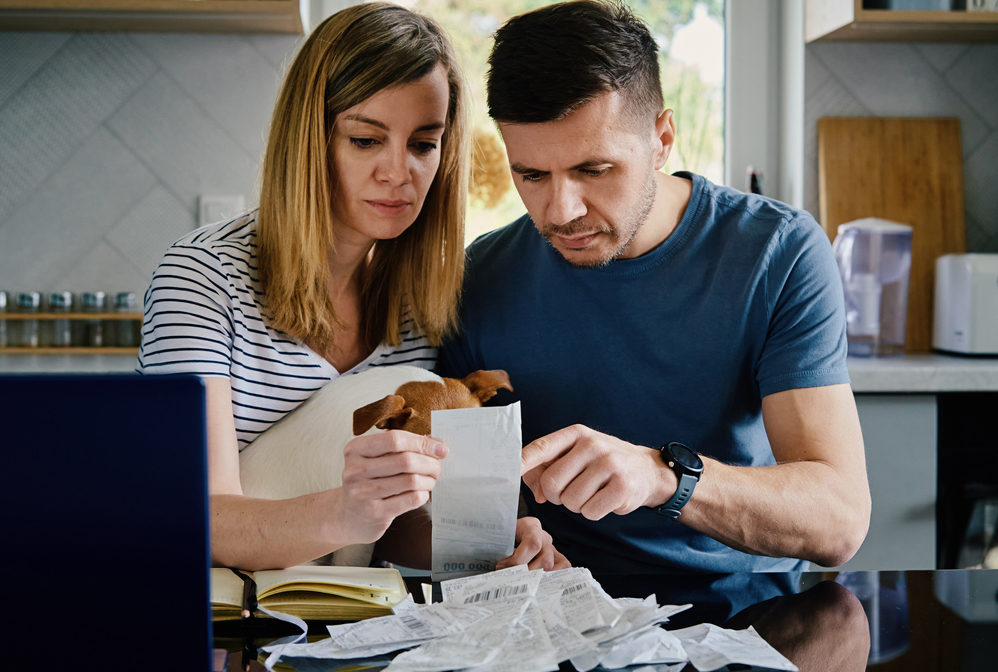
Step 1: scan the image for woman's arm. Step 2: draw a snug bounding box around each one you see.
[205,377,447,570]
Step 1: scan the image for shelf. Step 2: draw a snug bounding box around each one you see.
[806,1,998,42]
[2,312,142,321]
[0,347,138,355]
[0,0,304,34]
[1,312,142,353]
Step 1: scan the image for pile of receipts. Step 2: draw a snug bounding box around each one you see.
[262,565,798,672]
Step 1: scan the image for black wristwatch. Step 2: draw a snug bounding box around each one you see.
[655,441,703,519]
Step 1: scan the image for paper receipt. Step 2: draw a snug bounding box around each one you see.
[430,402,522,581]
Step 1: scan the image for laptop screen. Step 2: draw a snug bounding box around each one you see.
[0,373,211,670]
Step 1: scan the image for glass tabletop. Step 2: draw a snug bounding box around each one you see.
[215,568,998,671]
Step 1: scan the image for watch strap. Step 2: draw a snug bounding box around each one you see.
[656,472,698,519]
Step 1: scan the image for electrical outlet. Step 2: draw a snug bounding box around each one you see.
[198,194,246,228]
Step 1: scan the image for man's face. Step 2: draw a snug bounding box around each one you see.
[498,91,669,268]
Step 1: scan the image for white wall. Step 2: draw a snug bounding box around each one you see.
[0,31,302,299]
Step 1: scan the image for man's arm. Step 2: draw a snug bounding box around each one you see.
[521,383,870,568]
[681,383,870,567]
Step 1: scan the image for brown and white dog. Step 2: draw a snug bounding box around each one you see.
[352,368,513,437]
[239,365,511,564]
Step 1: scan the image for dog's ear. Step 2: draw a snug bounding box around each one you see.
[460,369,513,404]
[353,394,413,435]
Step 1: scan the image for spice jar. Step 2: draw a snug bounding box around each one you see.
[16,292,41,348]
[82,291,107,347]
[0,290,7,348]
[114,291,140,347]
[49,291,74,347]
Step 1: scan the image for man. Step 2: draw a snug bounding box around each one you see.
[438,0,870,574]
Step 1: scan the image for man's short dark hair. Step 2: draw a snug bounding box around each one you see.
[487,0,663,125]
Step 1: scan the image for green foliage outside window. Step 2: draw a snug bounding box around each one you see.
[408,0,725,242]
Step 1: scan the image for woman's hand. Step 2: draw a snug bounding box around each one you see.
[333,430,448,545]
[496,516,571,571]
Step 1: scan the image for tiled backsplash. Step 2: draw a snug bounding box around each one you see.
[0,31,301,297]
[1,33,995,307]
[805,42,998,252]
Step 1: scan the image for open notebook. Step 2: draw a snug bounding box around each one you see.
[0,374,212,671]
[212,564,408,621]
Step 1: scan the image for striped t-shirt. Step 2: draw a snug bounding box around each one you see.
[137,212,436,450]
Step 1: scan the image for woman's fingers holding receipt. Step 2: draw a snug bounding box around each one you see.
[336,430,448,543]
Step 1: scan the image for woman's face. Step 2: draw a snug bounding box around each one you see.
[329,64,450,247]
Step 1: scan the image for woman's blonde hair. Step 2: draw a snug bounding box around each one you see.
[258,1,468,352]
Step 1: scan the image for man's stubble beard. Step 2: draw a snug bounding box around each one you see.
[544,170,658,269]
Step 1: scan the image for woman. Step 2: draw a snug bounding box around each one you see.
[138,2,565,572]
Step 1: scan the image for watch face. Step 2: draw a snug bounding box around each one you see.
[668,442,703,472]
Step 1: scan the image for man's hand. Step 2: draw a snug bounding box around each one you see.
[496,516,571,570]
[520,424,675,520]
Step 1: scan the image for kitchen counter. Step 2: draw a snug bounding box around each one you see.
[0,353,138,373]
[5,349,998,384]
[6,352,997,384]
[848,353,998,393]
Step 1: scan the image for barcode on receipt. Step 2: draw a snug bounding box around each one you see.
[462,583,529,603]
[438,517,499,530]
[400,614,435,640]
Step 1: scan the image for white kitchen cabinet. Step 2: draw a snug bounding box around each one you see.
[806,0,998,43]
[832,394,939,571]
[0,0,305,33]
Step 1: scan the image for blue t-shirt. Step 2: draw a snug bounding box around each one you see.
[438,172,849,574]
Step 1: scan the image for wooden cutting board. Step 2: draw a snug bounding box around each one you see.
[817,116,965,353]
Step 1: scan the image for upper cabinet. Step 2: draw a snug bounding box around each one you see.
[806,0,998,42]
[0,0,305,34]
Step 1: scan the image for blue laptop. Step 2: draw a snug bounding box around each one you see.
[0,374,211,670]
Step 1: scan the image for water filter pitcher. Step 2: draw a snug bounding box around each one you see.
[832,218,913,357]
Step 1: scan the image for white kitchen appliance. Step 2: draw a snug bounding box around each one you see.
[933,253,998,355]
